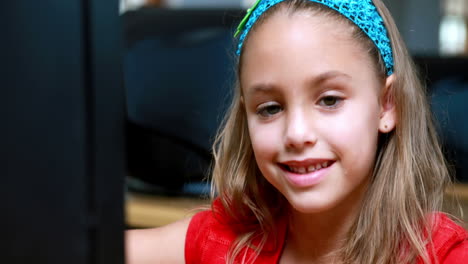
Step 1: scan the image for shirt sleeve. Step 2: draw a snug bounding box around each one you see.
[443,239,468,263]
[185,210,211,264]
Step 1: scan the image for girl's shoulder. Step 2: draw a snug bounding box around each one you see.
[429,212,468,263]
[185,199,247,264]
[185,199,287,264]
[185,199,239,245]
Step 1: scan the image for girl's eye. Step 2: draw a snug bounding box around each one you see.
[256,103,282,117]
[319,96,342,108]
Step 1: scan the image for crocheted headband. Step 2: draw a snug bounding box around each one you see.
[235,0,394,75]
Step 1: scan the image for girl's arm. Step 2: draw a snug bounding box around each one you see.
[125,217,192,264]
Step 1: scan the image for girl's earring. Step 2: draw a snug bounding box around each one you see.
[380,123,394,133]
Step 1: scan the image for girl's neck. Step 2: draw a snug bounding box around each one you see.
[284,210,352,263]
[281,181,369,263]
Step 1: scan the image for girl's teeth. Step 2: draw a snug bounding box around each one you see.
[288,162,331,174]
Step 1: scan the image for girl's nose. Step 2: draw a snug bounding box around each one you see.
[284,110,317,150]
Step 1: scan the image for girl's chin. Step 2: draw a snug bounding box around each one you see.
[286,194,341,215]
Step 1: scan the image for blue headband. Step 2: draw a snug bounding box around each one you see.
[235,0,394,75]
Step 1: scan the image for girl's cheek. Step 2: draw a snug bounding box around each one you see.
[321,111,377,152]
[249,123,282,155]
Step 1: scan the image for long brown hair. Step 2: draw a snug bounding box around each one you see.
[210,0,452,263]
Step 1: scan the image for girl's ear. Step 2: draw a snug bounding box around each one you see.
[379,74,397,133]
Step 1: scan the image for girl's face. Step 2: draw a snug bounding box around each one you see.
[241,10,395,214]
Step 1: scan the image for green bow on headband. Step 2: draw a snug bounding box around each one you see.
[234,0,262,37]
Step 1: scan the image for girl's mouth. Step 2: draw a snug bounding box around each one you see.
[279,160,335,187]
[280,161,335,174]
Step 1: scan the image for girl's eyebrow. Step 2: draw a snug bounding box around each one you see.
[310,71,352,85]
[246,83,278,96]
[246,71,351,96]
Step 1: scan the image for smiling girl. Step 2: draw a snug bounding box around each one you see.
[126,1,468,263]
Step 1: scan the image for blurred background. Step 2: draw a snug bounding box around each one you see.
[3,0,468,263]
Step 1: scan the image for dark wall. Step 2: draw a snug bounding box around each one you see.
[384,0,440,55]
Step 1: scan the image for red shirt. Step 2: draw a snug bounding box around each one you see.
[185,205,468,263]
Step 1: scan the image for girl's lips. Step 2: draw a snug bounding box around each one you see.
[279,161,335,187]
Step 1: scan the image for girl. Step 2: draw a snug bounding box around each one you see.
[126,0,468,263]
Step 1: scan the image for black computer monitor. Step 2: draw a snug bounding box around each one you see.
[2,1,125,263]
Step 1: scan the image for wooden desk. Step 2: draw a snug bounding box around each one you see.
[125,193,209,228]
[448,183,468,200]
[126,184,468,228]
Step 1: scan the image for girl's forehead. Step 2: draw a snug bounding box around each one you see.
[239,10,374,86]
[249,6,356,44]
[240,10,362,67]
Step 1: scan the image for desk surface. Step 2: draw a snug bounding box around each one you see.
[126,184,468,228]
[125,193,209,228]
